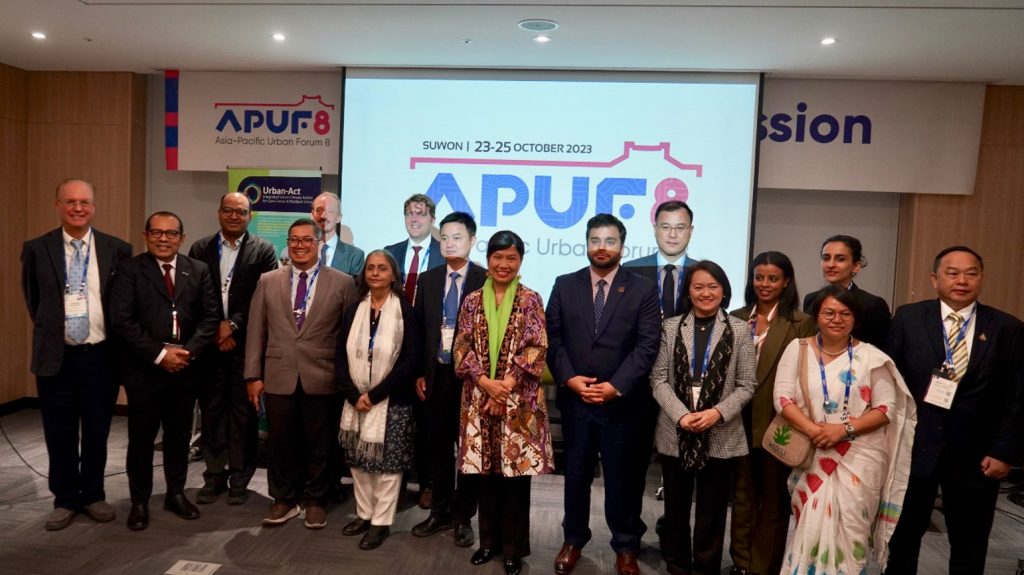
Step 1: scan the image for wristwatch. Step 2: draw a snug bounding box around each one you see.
[844,423,856,441]
[227,320,239,332]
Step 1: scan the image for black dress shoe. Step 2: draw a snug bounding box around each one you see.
[164,493,200,520]
[127,503,149,531]
[358,525,390,550]
[503,558,522,575]
[342,517,371,536]
[411,515,453,537]
[453,522,475,547]
[470,548,497,565]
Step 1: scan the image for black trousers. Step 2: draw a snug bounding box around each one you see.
[36,343,118,509]
[426,362,478,523]
[125,373,197,503]
[264,385,338,506]
[884,453,1000,575]
[476,474,532,559]
[198,351,258,489]
[729,448,792,575]
[661,455,734,575]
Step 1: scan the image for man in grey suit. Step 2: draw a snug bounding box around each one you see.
[20,178,132,530]
[245,218,358,529]
[311,191,365,276]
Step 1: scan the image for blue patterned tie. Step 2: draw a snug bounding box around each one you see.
[67,239,89,343]
[439,271,460,363]
[594,279,607,334]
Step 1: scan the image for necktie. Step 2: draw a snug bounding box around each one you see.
[439,271,461,363]
[320,242,329,266]
[661,264,676,318]
[162,263,175,299]
[67,239,89,343]
[403,245,422,304]
[947,311,969,381]
[294,271,308,330]
[594,279,607,333]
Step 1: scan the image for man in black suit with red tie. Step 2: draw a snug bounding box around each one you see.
[884,246,1024,575]
[410,211,486,547]
[109,211,220,531]
[21,178,132,531]
[188,192,278,505]
[547,214,662,575]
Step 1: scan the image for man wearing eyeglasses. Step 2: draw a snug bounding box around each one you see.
[244,218,357,528]
[21,178,132,531]
[311,192,365,276]
[108,211,220,530]
[187,192,278,506]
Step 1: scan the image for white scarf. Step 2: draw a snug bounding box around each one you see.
[339,292,404,463]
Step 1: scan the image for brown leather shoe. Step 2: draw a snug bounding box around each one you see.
[554,543,582,575]
[615,551,640,575]
[417,487,432,510]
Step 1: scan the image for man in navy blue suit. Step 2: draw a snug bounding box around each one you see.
[884,246,1024,575]
[623,200,697,319]
[547,214,662,575]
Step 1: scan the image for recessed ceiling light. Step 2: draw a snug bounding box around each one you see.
[821,37,837,46]
[533,35,552,44]
[272,32,286,42]
[32,31,46,40]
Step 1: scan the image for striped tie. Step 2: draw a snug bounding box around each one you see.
[947,311,969,382]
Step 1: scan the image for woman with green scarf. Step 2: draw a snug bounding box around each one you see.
[453,230,553,575]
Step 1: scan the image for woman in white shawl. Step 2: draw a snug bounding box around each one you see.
[773,285,916,575]
[336,250,422,550]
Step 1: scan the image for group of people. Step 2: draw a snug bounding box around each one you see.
[21,178,1023,575]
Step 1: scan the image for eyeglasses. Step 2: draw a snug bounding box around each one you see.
[657,224,691,234]
[820,309,853,322]
[147,229,181,239]
[61,200,94,209]
[219,207,250,217]
[287,237,317,247]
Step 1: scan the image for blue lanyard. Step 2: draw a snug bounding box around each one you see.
[940,306,976,372]
[65,231,92,293]
[690,317,714,383]
[216,233,240,293]
[816,333,853,417]
[290,264,321,318]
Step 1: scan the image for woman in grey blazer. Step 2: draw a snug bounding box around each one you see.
[651,260,756,575]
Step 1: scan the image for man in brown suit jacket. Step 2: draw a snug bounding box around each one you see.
[245,218,358,529]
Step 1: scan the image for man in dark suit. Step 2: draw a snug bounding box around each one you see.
[547,214,662,575]
[311,191,365,276]
[109,211,220,530]
[384,192,444,509]
[20,178,132,531]
[884,246,1024,575]
[623,199,697,320]
[187,192,278,505]
[410,211,486,547]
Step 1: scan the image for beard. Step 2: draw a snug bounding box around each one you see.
[588,249,621,270]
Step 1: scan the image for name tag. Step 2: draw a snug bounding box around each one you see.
[440,325,455,354]
[924,369,958,409]
[65,292,88,318]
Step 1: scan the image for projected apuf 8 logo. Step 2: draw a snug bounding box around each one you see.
[215,95,333,135]
[410,142,703,229]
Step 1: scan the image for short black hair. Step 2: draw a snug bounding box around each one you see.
[586,213,626,244]
[932,245,984,273]
[439,211,477,237]
[743,251,800,320]
[288,217,322,241]
[821,235,866,267]
[810,284,862,330]
[654,200,693,223]
[145,211,183,233]
[679,260,732,314]
[486,230,524,258]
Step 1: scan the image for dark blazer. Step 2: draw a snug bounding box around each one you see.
[384,237,444,282]
[336,297,422,407]
[886,299,1024,476]
[21,228,132,377]
[803,282,891,348]
[546,266,662,419]
[187,231,278,349]
[331,239,366,276]
[414,261,487,391]
[729,305,817,443]
[623,253,697,319]
[108,252,221,388]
